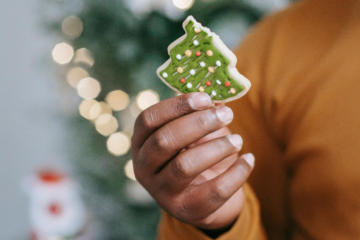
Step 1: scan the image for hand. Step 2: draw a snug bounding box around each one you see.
[131,92,255,231]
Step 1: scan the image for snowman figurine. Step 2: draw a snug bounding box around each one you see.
[24,169,90,240]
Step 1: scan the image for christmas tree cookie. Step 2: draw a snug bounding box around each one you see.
[157,16,251,103]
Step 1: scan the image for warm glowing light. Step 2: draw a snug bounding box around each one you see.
[73,48,94,66]
[130,102,142,118]
[52,43,74,64]
[79,99,99,120]
[107,132,131,156]
[172,0,194,10]
[66,67,88,88]
[105,90,130,111]
[77,77,101,99]
[90,101,112,121]
[61,16,83,38]
[124,160,136,181]
[123,125,134,138]
[95,113,118,136]
[136,90,160,110]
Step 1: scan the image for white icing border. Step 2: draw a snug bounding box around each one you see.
[156,15,251,103]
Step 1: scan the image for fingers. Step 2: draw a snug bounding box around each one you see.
[176,153,255,223]
[132,93,211,150]
[139,105,234,173]
[159,134,243,192]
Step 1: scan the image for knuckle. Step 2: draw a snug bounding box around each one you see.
[212,183,229,201]
[153,131,170,150]
[195,111,216,130]
[174,96,192,115]
[172,156,193,178]
[139,110,155,130]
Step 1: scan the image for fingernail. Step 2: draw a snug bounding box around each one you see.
[228,134,243,149]
[216,106,233,123]
[243,153,255,168]
[189,93,212,110]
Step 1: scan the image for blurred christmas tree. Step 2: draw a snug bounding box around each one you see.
[40,0,289,239]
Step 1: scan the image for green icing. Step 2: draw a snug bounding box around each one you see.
[160,20,244,101]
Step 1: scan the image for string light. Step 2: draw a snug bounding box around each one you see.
[136,90,160,110]
[105,90,130,111]
[95,113,118,136]
[130,101,142,118]
[172,0,195,10]
[77,77,101,99]
[66,67,89,88]
[73,48,94,66]
[90,102,112,121]
[61,16,83,38]
[107,132,131,156]
[124,160,136,181]
[52,43,74,64]
[79,99,99,120]
[123,125,134,138]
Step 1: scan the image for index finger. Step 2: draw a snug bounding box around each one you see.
[132,92,212,149]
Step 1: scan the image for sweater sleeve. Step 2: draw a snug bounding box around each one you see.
[156,13,280,240]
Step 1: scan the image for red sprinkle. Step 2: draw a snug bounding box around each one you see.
[225,82,231,87]
[196,51,201,57]
[206,81,211,86]
[180,78,186,83]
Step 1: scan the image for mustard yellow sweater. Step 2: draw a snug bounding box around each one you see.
[158,0,360,239]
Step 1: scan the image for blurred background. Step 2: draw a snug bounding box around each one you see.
[0,0,290,239]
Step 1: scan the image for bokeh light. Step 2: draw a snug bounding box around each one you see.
[52,43,74,64]
[61,15,83,38]
[73,48,94,66]
[77,77,101,99]
[90,102,112,121]
[124,160,136,181]
[95,113,118,136]
[105,90,130,111]
[123,125,134,138]
[136,90,160,110]
[107,132,131,156]
[66,67,88,88]
[79,99,98,120]
[172,0,194,10]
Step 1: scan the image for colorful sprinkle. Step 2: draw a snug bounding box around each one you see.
[216,61,221,66]
[206,81,211,86]
[199,86,204,92]
[194,28,201,33]
[190,69,196,75]
[187,83,192,88]
[177,67,184,74]
[180,78,186,83]
[208,66,214,73]
[176,54,182,60]
[162,72,168,78]
[211,90,216,96]
[225,82,231,87]
[193,40,199,46]
[216,80,221,85]
[230,88,236,94]
[196,51,201,57]
[200,62,205,67]
[185,50,192,57]
[207,50,213,56]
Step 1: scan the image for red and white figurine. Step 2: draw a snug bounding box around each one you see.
[23,169,90,240]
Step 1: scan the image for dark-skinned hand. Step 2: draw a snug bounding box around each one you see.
[131,92,254,232]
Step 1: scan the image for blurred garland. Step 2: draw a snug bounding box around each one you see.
[40,0,289,239]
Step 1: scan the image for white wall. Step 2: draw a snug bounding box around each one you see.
[0,0,66,239]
